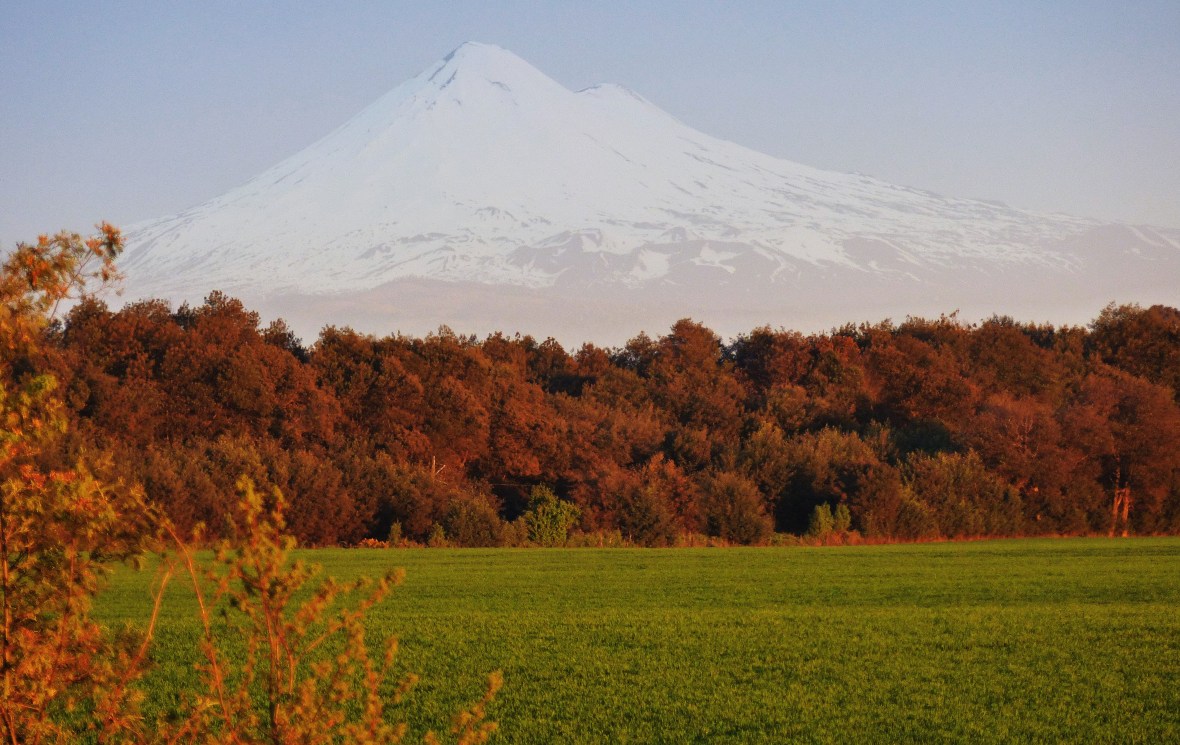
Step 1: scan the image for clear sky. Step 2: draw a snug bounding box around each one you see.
[2,1,1178,249]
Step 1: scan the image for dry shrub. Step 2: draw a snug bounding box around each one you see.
[162,477,501,744]
[0,224,167,743]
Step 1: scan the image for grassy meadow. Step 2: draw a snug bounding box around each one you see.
[95,539,1180,743]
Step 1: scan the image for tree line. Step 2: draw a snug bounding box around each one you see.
[35,287,1179,546]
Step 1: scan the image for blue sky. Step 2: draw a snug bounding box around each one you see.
[2,1,1178,247]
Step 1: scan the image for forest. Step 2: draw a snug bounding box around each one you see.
[30,280,1179,547]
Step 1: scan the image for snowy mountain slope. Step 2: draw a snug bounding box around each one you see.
[121,42,1180,342]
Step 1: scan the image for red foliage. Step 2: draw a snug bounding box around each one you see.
[44,290,1180,543]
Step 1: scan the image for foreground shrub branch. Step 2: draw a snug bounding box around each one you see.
[0,225,161,743]
[161,477,499,744]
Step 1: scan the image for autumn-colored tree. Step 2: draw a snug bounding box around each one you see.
[61,294,341,452]
[1061,365,1180,533]
[966,316,1063,398]
[340,455,469,542]
[862,324,975,440]
[1089,303,1180,399]
[797,332,867,430]
[405,330,494,472]
[525,336,580,394]
[56,298,182,447]
[965,392,1072,528]
[0,225,163,742]
[649,320,745,432]
[310,327,428,457]
[481,364,566,488]
[728,327,811,404]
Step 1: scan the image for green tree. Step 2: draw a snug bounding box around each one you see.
[833,503,852,534]
[903,451,1024,538]
[522,485,580,546]
[806,503,835,539]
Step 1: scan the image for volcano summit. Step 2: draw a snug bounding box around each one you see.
[122,42,1180,343]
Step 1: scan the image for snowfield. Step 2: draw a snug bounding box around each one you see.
[121,43,1180,343]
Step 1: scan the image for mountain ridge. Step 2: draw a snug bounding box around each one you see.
[121,42,1180,344]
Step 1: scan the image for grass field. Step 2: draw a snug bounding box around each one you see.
[95,538,1180,743]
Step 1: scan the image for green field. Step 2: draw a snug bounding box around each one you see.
[96,539,1180,743]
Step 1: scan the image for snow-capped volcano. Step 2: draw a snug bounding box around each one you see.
[122,42,1179,343]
